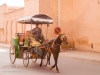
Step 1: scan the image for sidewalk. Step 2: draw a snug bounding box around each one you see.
[60,50,100,63]
[0,43,10,48]
[0,43,100,63]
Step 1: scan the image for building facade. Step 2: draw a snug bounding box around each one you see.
[0,0,100,52]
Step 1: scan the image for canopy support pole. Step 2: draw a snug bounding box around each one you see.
[31,19,32,34]
[46,24,49,40]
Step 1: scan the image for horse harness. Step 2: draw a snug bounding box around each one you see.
[47,34,64,53]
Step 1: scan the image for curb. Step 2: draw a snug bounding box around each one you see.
[60,53,100,63]
[68,56,100,63]
[0,43,10,48]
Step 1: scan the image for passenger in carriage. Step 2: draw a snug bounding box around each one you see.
[31,24,45,44]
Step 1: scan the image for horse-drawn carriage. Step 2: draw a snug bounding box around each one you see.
[9,14,68,73]
[9,14,53,67]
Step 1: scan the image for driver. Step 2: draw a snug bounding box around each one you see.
[31,24,45,44]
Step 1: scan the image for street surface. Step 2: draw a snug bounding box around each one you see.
[0,47,100,75]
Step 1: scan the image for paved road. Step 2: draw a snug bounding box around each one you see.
[0,47,100,75]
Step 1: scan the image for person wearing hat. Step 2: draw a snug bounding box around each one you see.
[31,24,45,44]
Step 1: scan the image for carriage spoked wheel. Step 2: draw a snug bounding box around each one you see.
[31,53,38,63]
[30,49,38,63]
[23,50,29,67]
[10,44,16,64]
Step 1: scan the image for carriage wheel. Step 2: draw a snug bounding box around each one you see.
[30,48,38,63]
[23,50,29,67]
[10,44,16,64]
[31,53,38,63]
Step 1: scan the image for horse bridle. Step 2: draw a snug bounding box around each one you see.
[60,34,67,43]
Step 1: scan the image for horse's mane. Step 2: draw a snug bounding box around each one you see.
[54,34,64,45]
[47,38,55,45]
[47,34,65,46]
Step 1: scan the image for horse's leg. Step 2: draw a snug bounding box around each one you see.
[45,47,51,66]
[55,53,59,72]
[48,53,51,65]
[44,52,49,66]
[50,54,56,69]
[40,49,44,67]
[46,52,51,68]
[50,53,59,72]
[40,48,47,67]
[40,58,43,67]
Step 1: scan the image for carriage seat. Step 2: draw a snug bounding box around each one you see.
[14,33,26,46]
[29,37,41,47]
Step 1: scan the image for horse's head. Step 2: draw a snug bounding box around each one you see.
[60,34,68,44]
[58,34,68,45]
[54,34,68,45]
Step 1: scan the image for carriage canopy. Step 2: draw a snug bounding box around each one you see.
[18,14,53,24]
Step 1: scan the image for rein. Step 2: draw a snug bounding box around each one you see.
[47,34,66,53]
[51,34,63,49]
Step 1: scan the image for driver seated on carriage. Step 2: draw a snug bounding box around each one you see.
[31,24,45,44]
[25,24,45,58]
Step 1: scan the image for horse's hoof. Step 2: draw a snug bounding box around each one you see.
[57,71,60,73]
[49,67,53,70]
[42,59,46,66]
[40,64,42,67]
[44,65,47,67]
[48,65,51,68]
[43,64,47,67]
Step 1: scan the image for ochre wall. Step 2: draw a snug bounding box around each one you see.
[3,8,24,43]
[24,0,39,33]
[60,0,73,49]
[39,0,58,39]
[24,0,39,16]
[1,0,100,52]
[39,0,73,49]
[73,0,100,52]
[39,0,100,52]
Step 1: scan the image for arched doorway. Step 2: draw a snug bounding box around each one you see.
[6,21,8,43]
[12,19,16,38]
[6,20,11,44]
[16,18,23,33]
[10,20,13,43]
